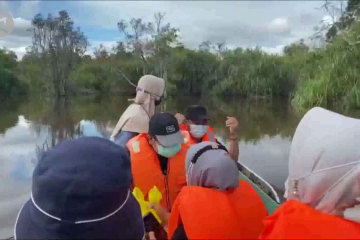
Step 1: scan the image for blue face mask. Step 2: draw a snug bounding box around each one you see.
[190,125,208,139]
[156,143,181,158]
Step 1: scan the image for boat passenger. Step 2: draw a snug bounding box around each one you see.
[259,107,360,239]
[127,112,191,212]
[148,141,267,239]
[14,137,145,239]
[110,75,165,149]
[175,105,239,161]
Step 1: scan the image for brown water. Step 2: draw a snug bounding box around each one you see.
[1,95,357,238]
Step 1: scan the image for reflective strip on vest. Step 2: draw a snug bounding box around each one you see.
[207,131,216,142]
[184,137,188,143]
[132,140,140,153]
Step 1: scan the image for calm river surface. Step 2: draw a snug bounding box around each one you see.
[1,95,359,238]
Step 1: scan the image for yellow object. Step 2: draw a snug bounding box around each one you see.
[132,186,162,224]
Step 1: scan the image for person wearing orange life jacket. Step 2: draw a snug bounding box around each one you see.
[259,107,360,239]
[175,105,239,161]
[127,112,190,212]
[148,141,267,240]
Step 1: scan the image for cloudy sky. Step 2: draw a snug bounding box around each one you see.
[0,1,333,59]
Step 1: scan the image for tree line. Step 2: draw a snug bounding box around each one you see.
[1,0,360,111]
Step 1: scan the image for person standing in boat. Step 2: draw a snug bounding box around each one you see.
[175,105,239,161]
[14,137,145,239]
[110,75,165,149]
[259,107,360,239]
[127,112,191,213]
[148,142,267,239]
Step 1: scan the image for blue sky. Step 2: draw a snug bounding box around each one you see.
[0,1,339,59]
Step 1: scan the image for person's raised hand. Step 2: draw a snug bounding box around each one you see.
[226,117,238,136]
[175,113,186,125]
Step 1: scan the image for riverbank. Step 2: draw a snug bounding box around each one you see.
[3,3,360,111]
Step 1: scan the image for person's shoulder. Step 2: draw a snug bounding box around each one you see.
[215,139,229,153]
[215,139,224,147]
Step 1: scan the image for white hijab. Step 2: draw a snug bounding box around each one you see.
[111,75,165,137]
[285,107,360,223]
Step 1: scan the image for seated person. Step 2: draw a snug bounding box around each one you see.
[176,105,239,161]
[14,137,144,239]
[127,112,191,212]
[110,75,165,149]
[149,142,267,239]
[259,107,360,239]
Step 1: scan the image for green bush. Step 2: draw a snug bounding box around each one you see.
[212,48,295,97]
[292,21,360,111]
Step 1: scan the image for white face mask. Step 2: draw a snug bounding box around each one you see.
[190,125,208,139]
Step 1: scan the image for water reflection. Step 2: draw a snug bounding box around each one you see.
[0,115,40,238]
[0,95,300,238]
[3,95,360,238]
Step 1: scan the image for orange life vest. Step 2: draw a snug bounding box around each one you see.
[127,131,191,211]
[168,179,267,239]
[179,124,216,144]
[259,200,360,239]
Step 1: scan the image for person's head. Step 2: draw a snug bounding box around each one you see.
[286,107,360,223]
[185,141,239,190]
[15,137,145,239]
[148,112,184,158]
[135,75,165,106]
[185,105,210,139]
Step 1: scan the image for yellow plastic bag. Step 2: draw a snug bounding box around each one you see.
[132,186,162,224]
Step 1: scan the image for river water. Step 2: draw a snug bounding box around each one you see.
[1,95,357,238]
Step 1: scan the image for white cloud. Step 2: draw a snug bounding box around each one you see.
[271,17,288,27]
[322,15,337,26]
[0,17,32,59]
[0,35,31,60]
[12,17,32,37]
[76,1,327,50]
[261,45,286,55]
[9,46,27,59]
[269,17,289,34]
[0,1,331,59]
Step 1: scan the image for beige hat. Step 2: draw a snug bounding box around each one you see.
[111,75,165,137]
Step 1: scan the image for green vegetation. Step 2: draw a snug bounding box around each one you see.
[292,21,360,110]
[0,48,26,97]
[2,0,360,111]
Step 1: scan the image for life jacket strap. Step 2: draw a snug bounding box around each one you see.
[191,144,228,164]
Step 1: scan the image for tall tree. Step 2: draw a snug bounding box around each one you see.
[118,18,153,74]
[94,44,109,61]
[31,10,89,97]
[148,12,179,97]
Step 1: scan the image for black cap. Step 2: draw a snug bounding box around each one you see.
[186,105,209,122]
[15,137,144,239]
[149,113,184,147]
